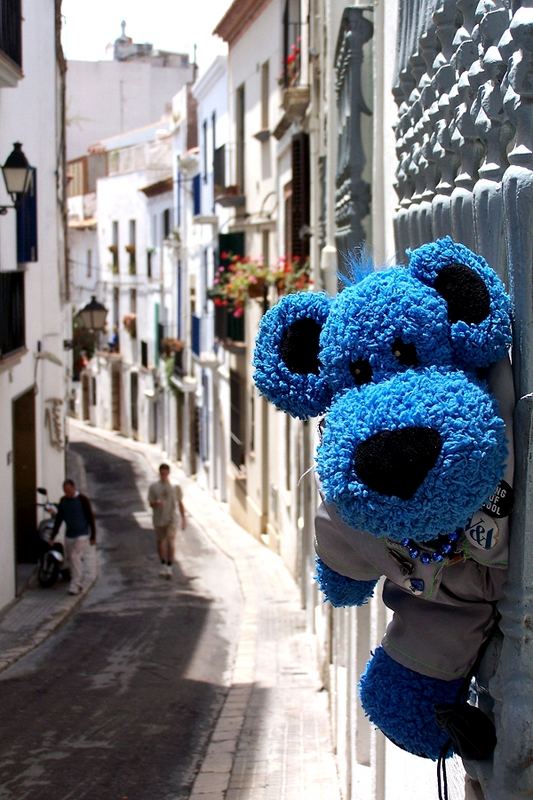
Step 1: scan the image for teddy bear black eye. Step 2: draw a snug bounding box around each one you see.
[391,338,419,367]
[350,359,373,386]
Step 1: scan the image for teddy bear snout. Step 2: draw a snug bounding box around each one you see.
[353,427,442,500]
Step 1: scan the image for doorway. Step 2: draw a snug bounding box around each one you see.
[12,389,37,573]
[130,372,138,437]
[111,367,121,431]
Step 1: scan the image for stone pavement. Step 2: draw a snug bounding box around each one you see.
[1,419,341,800]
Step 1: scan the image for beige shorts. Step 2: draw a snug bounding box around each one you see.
[154,524,177,545]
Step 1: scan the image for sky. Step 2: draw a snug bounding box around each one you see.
[61,0,233,75]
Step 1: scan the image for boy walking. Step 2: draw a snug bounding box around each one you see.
[52,479,96,594]
[148,463,186,578]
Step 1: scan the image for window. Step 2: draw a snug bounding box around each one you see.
[0,0,22,71]
[193,174,201,216]
[111,221,119,273]
[128,219,136,274]
[214,145,225,195]
[162,208,171,239]
[68,159,86,198]
[112,287,119,327]
[176,167,182,226]
[0,271,25,358]
[284,181,293,257]
[249,390,255,454]
[141,340,148,368]
[16,168,37,263]
[283,0,302,88]
[290,132,310,258]
[130,288,137,314]
[211,111,217,210]
[177,260,183,339]
[202,119,208,183]
[236,84,245,192]
[262,230,270,269]
[202,248,209,314]
[261,60,270,129]
[230,369,245,468]
[86,249,92,278]
[146,249,153,279]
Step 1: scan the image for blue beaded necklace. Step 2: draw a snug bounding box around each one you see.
[400,530,461,565]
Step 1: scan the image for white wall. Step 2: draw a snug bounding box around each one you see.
[0,1,66,608]
[66,59,193,159]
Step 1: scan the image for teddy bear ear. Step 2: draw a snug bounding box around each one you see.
[407,237,512,368]
[253,292,333,419]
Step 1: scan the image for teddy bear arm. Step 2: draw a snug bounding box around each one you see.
[315,557,377,607]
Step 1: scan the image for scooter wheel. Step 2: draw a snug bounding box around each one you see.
[38,557,60,588]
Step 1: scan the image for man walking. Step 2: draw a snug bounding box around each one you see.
[52,479,96,595]
[148,463,186,578]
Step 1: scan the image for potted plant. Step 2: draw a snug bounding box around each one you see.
[207,253,274,316]
[160,337,184,357]
[274,255,313,295]
[123,313,137,338]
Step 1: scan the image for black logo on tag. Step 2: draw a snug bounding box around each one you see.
[482,480,513,519]
[465,513,499,551]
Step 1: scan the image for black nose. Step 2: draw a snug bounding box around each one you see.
[354,427,442,500]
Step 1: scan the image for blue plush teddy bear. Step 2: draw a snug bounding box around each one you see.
[253,238,514,762]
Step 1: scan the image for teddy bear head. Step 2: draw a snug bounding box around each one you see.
[253,238,512,541]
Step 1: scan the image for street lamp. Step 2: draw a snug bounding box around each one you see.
[77,296,108,331]
[0,142,32,214]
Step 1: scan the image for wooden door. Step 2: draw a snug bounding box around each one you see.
[12,389,37,566]
[111,368,121,431]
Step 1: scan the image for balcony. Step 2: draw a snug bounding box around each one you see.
[214,306,245,348]
[215,184,245,209]
[0,271,25,360]
[0,0,22,87]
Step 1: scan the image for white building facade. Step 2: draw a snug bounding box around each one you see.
[0,0,67,609]
[66,24,193,160]
[79,125,174,443]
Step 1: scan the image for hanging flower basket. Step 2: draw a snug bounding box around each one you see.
[274,256,312,296]
[247,278,267,299]
[207,254,274,315]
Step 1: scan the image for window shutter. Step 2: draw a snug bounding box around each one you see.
[230,369,245,467]
[16,167,38,264]
[214,145,226,194]
[291,133,310,258]
[193,173,201,215]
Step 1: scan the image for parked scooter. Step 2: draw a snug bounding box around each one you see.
[36,487,69,588]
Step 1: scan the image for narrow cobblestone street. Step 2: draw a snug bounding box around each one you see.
[0,423,340,800]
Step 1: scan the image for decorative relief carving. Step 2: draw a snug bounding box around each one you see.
[334,7,373,267]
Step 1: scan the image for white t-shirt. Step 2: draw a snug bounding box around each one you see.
[148,480,183,527]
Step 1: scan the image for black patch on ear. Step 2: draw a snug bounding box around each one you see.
[280,318,321,374]
[434,263,490,324]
